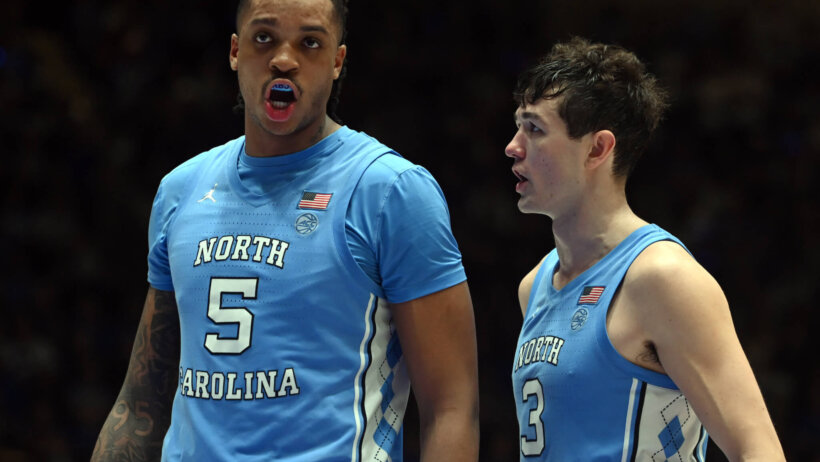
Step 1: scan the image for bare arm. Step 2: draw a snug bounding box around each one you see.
[625,242,784,461]
[391,281,480,462]
[91,287,180,461]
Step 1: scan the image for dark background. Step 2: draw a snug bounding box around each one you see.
[1,0,818,460]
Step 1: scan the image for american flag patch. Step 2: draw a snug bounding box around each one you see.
[578,286,605,305]
[297,192,332,210]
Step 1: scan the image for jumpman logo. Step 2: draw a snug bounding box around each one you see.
[198,183,218,203]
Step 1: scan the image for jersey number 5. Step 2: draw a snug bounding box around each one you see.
[521,378,545,456]
[204,277,258,354]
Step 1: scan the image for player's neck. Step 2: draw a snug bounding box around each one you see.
[245,115,341,157]
[550,201,645,290]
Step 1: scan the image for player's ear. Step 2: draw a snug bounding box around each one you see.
[333,44,347,80]
[585,130,616,170]
[230,34,240,71]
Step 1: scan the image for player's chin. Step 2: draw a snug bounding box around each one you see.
[516,198,534,214]
[252,111,290,135]
[516,198,545,215]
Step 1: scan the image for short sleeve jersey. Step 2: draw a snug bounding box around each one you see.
[146,127,466,461]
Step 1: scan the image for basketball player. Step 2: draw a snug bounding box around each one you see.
[507,37,784,461]
[91,0,479,460]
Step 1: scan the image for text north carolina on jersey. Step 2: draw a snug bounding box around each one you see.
[193,234,291,268]
[514,335,566,372]
[179,367,301,401]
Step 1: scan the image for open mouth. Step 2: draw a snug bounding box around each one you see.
[513,169,529,192]
[269,82,296,107]
[265,81,298,121]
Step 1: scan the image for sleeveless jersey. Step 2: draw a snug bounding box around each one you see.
[511,224,709,461]
[148,128,463,461]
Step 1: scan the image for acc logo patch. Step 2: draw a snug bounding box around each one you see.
[295,213,319,235]
[570,307,589,331]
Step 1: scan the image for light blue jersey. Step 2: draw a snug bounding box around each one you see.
[147,127,466,461]
[511,225,709,461]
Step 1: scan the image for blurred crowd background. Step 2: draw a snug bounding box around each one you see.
[2,0,818,460]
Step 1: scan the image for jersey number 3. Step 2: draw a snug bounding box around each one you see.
[204,277,258,354]
[521,378,545,456]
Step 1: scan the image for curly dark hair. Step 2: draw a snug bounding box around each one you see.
[234,0,349,124]
[514,37,668,178]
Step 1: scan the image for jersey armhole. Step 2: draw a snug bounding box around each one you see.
[524,254,554,317]
[595,236,682,389]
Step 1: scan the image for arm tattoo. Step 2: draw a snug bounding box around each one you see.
[92,289,180,462]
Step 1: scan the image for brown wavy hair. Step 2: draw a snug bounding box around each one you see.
[514,37,669,178]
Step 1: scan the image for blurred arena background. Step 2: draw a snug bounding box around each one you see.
[1,0,818,460]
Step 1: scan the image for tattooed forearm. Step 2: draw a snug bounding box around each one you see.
[132,290,180,394]
[92,288,180,462]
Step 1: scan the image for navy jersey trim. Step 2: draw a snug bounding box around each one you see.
[628,381,648,462]
[355,294,379,462]
[694,425,708,461]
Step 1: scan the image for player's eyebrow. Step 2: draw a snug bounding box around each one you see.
[249,17,277,28]
[248,17,330,36]
[514,110,544,125]
[300,25,330,35]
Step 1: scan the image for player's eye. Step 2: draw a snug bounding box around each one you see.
[255,33,272,44]
[303,37,320,49]
[526,122,542,134]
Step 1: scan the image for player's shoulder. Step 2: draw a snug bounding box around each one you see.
[159,136,243,189]
[363,151,418,178]
[625,239,722,307]
[343,128,419,177]
[622,235,732,349]
[630,240,700,280]
[519,254,549,316]
[346,128,443,204]
[357,151,438,197]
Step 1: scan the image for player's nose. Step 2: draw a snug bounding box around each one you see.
[505,132,525,159]
[269,43,299,74]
